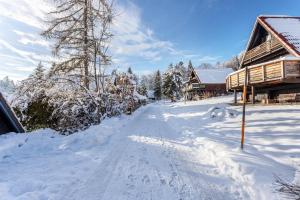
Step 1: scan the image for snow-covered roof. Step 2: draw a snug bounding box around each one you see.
[258,16,300,56]
[133,91,147,100]
[193,67,233,84]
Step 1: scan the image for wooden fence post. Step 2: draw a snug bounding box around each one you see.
[251,86,255,104]
[234,89,237,104]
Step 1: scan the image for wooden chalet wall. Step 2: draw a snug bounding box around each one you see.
[242,23,288,68]
[185,68,228,100]
[226,16,300,103]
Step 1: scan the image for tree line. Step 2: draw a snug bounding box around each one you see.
[8,0,240,134]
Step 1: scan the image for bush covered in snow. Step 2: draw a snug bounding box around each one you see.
[11,64,146,134]
[0,76,16,99]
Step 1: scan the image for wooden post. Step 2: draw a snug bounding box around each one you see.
[234,89,237,104]
[262,65,265,82]
[281,60,285,79]
[241,67,248,150]
[251,86,255,104]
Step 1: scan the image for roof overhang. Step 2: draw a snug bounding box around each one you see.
[240,16,300,68]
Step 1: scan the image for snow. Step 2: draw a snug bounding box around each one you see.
[194,67,233,83]
[0,96,300,199]
[133,90,147,100]
[264,17,300,54]
[147,90,155,99]
[0,77,15,101]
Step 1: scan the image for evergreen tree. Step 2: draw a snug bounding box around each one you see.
[188,60,193,69]
[162,64,183,101]
[187,60,193,79]
[138,81,148,96]
[128,67,133,74]
[162,71,175,101]
[172,67,183,99]
[31,62,46,80]
[154,70,162,100]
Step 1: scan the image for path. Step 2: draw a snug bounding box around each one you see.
[62,103,244,200]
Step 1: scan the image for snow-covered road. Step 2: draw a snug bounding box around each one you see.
[62,104,239,200]
[1,96,299,200]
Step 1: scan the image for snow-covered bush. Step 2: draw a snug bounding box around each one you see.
[0,76,16,99]
[12,77,101,133]
[12,65,146,134]
[12,64,101,133]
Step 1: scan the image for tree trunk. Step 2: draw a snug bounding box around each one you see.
[83,0,89,89]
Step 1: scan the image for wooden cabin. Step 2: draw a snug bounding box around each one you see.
[185,66,233,100]
[226,16,300,103]
[0,92,24,134]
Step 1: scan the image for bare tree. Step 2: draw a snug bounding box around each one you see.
[42,0,113,90]
[223,52,245,71]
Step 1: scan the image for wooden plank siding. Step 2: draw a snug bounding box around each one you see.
[226,59,300,91]
[243,37,284,66]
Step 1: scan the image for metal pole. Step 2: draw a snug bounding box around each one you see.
[241,67,248,150]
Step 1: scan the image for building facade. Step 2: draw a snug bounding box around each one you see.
[0,92,25,134]
[185,66,233,100]
[226,16,300,103]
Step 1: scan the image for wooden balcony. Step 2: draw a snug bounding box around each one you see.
[243,38,284,65]
[226,58,300,91]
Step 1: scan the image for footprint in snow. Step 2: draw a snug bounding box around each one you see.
[160,179,167,185]
[142,175,150,184]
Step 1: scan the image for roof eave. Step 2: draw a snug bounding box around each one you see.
[258,16,300,57]
[241,16,300,68]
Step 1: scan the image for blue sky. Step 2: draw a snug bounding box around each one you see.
[0,0,300,80]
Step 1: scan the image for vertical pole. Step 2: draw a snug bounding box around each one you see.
[251,86,255,104]
[241,67,248,150]
[234,89,237,104]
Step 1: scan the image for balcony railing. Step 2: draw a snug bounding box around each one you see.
[243,38,283,65]
[226,58,300,90]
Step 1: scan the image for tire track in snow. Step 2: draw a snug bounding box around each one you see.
[58,106,153,200]
[160,104,256,199]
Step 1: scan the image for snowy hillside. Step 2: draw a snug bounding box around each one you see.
[0,96,299,199]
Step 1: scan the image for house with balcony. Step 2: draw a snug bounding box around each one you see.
[226,16,300,103]
[185,66,233,100]
[0,92,25,134]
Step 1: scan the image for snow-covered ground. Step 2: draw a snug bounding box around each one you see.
[0,96,300,200]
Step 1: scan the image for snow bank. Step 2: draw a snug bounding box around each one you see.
[0,106,148,200]
[162,96,300,199]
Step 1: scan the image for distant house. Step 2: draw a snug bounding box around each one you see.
[185,66,233,100]
[0,92,25,134]
[226,16,300,103]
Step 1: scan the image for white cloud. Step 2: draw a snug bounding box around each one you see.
[0,39,52,64]
[14,30,49,47]
[0,0,52,29]
[111,1,183,62]
[0,0,220,80]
